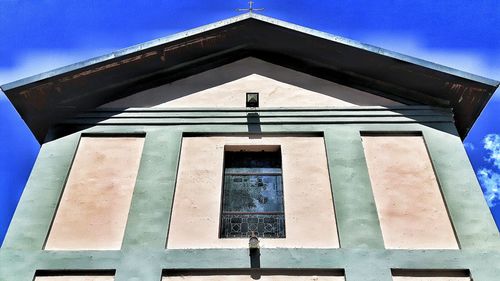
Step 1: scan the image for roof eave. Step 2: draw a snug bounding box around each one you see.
[1,13,498,91]
[1,13,498,143]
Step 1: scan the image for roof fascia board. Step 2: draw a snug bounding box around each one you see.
[0,13,253,92]
[250,13,499,87]
[1,13,498,92]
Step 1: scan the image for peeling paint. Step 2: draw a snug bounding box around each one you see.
[160,34,224,62]
[58,51,158,82]
[18,82,54,110]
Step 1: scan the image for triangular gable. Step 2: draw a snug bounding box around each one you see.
[101,58,401,108]
[1,13,498,142]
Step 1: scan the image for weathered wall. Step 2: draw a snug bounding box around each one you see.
[362,136,458,249]
[3,108,499,281]
[44,137,144,250]
[167,135,339,249]
[101,58,401,108]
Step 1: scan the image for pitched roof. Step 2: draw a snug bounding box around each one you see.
[1,13,498,142]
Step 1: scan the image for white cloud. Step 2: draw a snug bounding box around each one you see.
[483,134,500,170]
[357,33,500,83]
[0,28,181,86]
[0,49,114,85]
[476,134,500,207]
[477,168,500,207]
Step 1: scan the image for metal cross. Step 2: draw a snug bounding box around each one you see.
[237,1,264,13]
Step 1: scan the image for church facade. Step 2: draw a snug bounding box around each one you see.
[0,13,499,281]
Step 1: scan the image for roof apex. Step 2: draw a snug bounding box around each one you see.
[2,13,498,91]
[1,12,498,142]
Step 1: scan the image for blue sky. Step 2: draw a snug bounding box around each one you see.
[0,1,499,244]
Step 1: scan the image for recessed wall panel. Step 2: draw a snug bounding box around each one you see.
[392,270,470,281]
[167,136,339,249]
[35,277,114,281]
[393,277,470,281]
[163,274,344,280]
[45,136,144,250]
[362,136,458,249]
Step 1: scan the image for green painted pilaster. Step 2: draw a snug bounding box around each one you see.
[121,129,183,249]
[324,128,385,249]
[423,124,500,249]
[2,133,81,250]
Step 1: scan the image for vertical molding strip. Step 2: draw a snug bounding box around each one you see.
[423,124,500,250]
[117,129,183,281]
[324,127,385,250]
[2,133,81,250]
[121,129,183,249]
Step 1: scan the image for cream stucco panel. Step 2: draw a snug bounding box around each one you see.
[362,136,459,249]
[101,57,400,108]
[45,137,144,250]
[167,136,339,249]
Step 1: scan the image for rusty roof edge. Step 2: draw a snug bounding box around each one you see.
[0,13,253,92]
[1,12,498,93]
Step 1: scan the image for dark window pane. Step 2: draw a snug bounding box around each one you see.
[223,175,283,212]
[225,151,282,168]
[221,150,285,238]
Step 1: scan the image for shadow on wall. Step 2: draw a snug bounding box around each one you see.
[99,57,401,109]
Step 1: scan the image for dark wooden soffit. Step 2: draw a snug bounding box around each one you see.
[1,13,498,142]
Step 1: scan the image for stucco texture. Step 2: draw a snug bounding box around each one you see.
[167,135,339,249]
[362,136,458,249]
[44,137,145,250]
[101,58,400,108]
